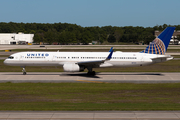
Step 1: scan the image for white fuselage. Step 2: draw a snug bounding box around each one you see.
[3,51,172,68]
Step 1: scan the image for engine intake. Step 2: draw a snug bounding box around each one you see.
[63,63,84,72]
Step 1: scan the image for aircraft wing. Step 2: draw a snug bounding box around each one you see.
[77,60,104,66]
[77,48,113,67]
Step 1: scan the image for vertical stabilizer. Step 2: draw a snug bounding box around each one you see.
[141,27,175,55]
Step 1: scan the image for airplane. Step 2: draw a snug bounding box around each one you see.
[4,27,175,75]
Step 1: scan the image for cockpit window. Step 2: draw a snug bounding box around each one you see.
[8,56,14,59]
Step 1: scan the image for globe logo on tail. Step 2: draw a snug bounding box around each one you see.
[141,38,166,55]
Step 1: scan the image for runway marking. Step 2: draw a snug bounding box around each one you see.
[76,80,108,83]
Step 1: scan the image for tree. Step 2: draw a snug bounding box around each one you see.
[58,31,67,44]
[0,22,176,45]
[81,31,93,44]
[44,29,58,44]
[114,29,123,42]
[33,33,41,44]
[119,34,129,42]
[107,34,116,43]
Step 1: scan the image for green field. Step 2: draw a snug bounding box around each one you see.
[0,83,180,111]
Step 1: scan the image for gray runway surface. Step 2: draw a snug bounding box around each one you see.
[0,72,180,83]
[0,111,180,120]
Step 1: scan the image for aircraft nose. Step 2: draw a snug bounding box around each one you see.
[3,59,8,65]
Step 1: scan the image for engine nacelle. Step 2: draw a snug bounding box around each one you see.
[63,63,84,72]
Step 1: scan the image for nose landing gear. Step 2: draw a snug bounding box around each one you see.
[22,67,26,75]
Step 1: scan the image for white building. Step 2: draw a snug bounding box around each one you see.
[0,32,34,44]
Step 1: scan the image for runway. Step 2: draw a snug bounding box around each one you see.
[0,72,180,83]
[0,111,180,120]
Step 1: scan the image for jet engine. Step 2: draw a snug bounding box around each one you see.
[63,63,84,72]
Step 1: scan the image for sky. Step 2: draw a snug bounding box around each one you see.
[0,0,179,27]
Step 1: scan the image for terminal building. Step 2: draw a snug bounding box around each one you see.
[0,33,34,44]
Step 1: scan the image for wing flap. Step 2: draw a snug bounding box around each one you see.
[77,60,104,66]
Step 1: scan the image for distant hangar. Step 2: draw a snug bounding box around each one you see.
[0,32,34,44]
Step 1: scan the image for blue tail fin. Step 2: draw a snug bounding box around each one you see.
[141,27,175,55]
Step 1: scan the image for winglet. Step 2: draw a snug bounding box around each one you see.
[109,47,113,52]
[106,49,113,60]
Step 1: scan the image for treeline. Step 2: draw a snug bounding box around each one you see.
[0,22,180,45]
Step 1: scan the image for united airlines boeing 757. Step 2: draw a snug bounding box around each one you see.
[4,27,175,75]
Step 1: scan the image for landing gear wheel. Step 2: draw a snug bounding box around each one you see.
[87,71,96,76]
[87,67,96,76]
[92,71,96,75]
[22,67,26,75]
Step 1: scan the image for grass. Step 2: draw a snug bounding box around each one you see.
[172,55,180,58]
[0,83,180,110]
[0,55,9,57]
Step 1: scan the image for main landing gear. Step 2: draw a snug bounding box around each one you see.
[22,67,26,75]
[87,71,96,76]
[87,67,96,76]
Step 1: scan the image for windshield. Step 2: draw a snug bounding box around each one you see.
[7,56,14,59]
